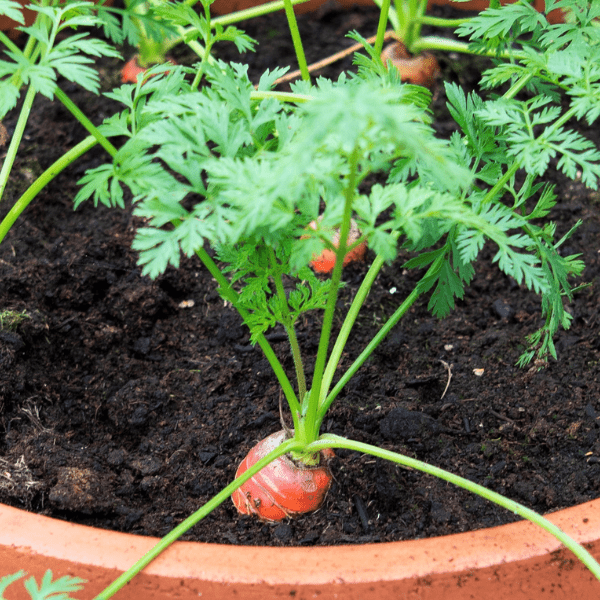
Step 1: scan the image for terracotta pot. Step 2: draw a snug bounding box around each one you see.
[1,499,600,599]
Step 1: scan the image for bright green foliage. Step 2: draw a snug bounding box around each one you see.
[91,0,255,70]
[0,0,24,24]
[217,242,333,343]
[71,0,598,377]
[94,0,179,49]
[0,1,121,118]
[152,1,255,54]
[0,570,85,600]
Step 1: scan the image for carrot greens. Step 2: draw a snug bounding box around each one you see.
[2,0,600,593]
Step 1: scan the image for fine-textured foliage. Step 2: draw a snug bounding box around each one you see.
[0,1,121,118]
[4,0,599,591]
[74,20,591,366]
[0,570,85,600]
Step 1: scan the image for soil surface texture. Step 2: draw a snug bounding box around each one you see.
[1,3,600,548]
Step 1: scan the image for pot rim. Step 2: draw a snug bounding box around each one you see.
[2,498,600,585]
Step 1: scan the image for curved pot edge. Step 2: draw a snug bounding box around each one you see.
[1,499,600,599]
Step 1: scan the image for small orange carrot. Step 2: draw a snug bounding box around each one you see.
[307,218,367,274]
[231,430,334,522]
[381,42,440,90]
[120,56,147,84]
[120,55,177,84]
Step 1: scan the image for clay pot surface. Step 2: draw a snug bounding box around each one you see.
[2,499,600,599]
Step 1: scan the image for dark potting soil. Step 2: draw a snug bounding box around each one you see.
[1,3,600,548]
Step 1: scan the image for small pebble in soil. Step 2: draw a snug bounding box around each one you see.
[198,450,218,464]
[129,456,162,476]
[140,476,162,492]
[213,455,231,468]
[492,298,515,320]
[133,336,152,355]
[48,467,109,513]
[106,449,125,467]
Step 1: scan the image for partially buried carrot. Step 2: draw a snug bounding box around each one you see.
[120,55,177,84]
[232,430,334,521]
[381,42,440,90]
[308,218,367,273]
[120,56,147,83]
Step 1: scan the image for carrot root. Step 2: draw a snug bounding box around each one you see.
[307,218,367,274]
[232,430,334,522]
[381,42,440,90]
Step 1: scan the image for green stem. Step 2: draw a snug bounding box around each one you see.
[503,71,535,100]
[250,90,313,104]
[272,258,307,401]
[410,35,527,59]
[415,14,472,27]
[284,320,307,403]
[0,29,23,58]
[392,0,412,46]
[281,0,309,81]
[0,85,36,202]
[303,148,359,441]
[211,0,313,26]
[319,253,386,405]
[93,436,304,600]
[308,434,600,581]
[189,1,215,89]
[481,162,521,206]
[407,0,428,48]
[193,246,301,430]
[317,280,424,426]
[374,0,392,56]
[53,87,117,158]
[0,136,99,245]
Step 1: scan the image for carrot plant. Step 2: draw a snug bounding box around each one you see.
[90,0,315,82]
[61,1,600,595]
[2,0,600,593]
[0,0,261,244]
[351,0,569,88]
[0,0,122,240]
[376,0,563,56]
